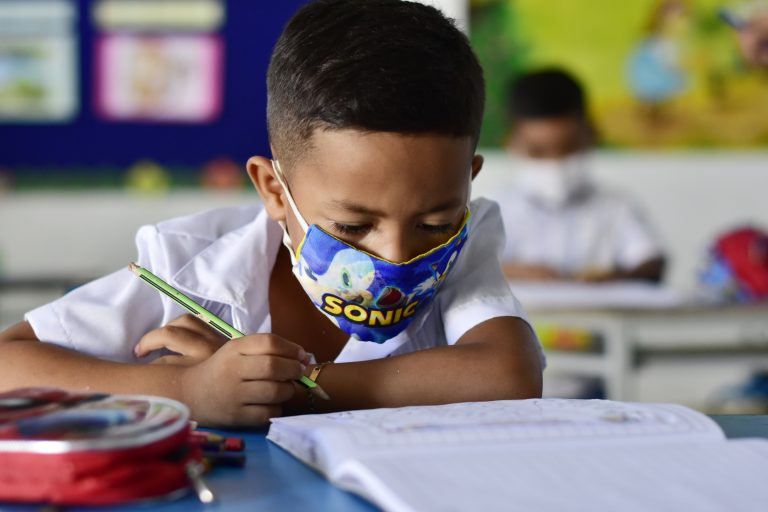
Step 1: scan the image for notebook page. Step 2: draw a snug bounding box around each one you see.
[268,399,724,470]
[330,439,768,512]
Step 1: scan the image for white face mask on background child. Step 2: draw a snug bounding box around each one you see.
[515,152,593,208]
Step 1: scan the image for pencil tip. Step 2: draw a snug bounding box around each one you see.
[314,387,331,401]
[128,262,139,273]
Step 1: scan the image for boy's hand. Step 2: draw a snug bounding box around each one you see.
[180,334,309,427]
[135,314,227,365]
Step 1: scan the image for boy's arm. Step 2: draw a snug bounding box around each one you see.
[503,262,563,280]
[286,315,542,414]
[0,321,306,427]
[573,256,665,283]
[0,321,186,395]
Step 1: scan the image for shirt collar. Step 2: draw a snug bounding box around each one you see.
[170,206,282,314]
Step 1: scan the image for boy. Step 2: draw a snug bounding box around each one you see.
[498,68,665,282]
[725,1,768,67]
[0,0,542,427]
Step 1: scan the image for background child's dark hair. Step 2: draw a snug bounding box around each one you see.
[507,68,586,121]
[267,0,485,169]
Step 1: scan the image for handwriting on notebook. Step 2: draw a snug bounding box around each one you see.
[324,399,680,431]
[307,399,717,449]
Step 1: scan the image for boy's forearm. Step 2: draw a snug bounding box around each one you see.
[576,257,665,283]
[0,340,185,399]
[621,257,665,283]
[290,317,543,414]
[503,262,562,280]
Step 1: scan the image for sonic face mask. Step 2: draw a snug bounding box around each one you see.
[272,160,470,343]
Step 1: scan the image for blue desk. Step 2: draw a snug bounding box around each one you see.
[5,416,768,512]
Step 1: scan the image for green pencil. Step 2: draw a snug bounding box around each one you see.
[128,262,329,400]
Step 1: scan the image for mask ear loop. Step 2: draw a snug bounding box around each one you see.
[271,159,310,233]
[466,166,473,214]
[271,159,310,265]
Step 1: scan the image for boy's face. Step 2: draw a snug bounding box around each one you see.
[251,130,481,263]
[507,115,591,160]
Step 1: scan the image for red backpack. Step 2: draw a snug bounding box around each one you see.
[701,226,768,302]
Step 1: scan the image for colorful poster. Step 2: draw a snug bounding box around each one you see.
[0,0,77,122]
[470,0,768,148]
[95,34,223,122]
[93,0,224,31]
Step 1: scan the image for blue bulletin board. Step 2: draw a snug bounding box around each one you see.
[0,0,308,186]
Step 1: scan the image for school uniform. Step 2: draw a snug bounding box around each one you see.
[26,198,543,365]
[495,188,663,276]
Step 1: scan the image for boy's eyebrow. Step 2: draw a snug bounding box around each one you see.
[327,199,464,217]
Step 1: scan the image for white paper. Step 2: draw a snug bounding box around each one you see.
[331,439,768,512]
[269,399,724,470]
[268,400,768,511]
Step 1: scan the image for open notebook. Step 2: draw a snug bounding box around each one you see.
[268,399,768,512]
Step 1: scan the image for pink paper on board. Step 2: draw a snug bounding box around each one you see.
[95,34,223,123]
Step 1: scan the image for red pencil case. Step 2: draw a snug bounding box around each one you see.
[0,387,201,505]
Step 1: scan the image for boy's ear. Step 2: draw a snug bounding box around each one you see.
[471,154,484,180]
[246,156,287,222]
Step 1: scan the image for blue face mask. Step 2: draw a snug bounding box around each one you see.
[272,160,470,343]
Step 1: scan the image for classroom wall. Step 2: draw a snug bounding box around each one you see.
[0,190,253,279]
[2,150,767,293]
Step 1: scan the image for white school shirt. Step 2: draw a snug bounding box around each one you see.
[26,198,542,365]
[494,188,663,275]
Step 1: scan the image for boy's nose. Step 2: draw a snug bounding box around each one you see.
[376,232,421,263]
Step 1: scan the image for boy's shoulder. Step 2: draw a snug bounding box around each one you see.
[469,196,501,223]
[145,204,264,243]
[466,197,506,241]
[133,203,268,279]
[131,203,276,308]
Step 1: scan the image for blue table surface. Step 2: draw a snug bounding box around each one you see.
[4,415,768,512]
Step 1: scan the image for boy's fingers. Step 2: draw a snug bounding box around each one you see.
[135,326,183,357]
[238,380,295,405]
[167,314,226,342]
[135,326,208,358]
[234,334,307,362]
[168,314,205,330]
[235,354,305,382]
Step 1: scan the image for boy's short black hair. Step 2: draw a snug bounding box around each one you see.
[507,68,586,121]
[267,0,485,168]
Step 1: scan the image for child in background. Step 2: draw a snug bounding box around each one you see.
[721,0,768,67]
[737,11,768,66]
[498,68,666,283]
[0,0,543,428]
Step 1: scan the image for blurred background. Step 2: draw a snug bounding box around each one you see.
[1,0,768,413]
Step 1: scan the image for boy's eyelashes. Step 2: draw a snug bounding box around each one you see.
[332,223,370,235]
[418,222,455,234]
[330,222,456,236]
